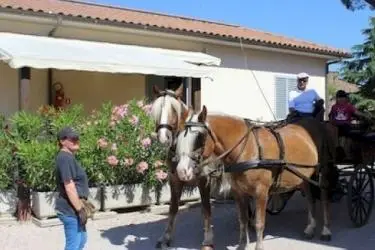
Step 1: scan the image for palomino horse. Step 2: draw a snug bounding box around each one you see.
[151,85,223,250]
[174,106,336,250]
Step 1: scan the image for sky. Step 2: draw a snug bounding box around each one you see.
[95,0,373,70]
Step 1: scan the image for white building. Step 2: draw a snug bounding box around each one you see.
[0,0,349,120]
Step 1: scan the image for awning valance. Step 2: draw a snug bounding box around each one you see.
[0,32,220,78]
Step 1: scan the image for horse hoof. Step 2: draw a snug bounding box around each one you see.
[303,232,314,240]
[155,240,171,249]
[320,234,332,241]
[201,245,214,250]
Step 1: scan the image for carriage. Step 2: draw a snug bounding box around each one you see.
[262,118,375,228]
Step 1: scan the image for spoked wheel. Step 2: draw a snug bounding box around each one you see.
[347,164,374,227]
[266,190,295,215]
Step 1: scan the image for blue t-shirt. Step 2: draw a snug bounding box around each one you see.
[55,151,89,216]
[288,89,320,113]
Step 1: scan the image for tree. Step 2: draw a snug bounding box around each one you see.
[341,17,375,111]
[341,0,375,10]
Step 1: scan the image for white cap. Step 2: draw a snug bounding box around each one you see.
[297,72,309,79]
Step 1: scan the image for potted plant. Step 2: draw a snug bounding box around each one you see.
[0,115,17,217]
[80,100,169,210]
[10,106,100,220]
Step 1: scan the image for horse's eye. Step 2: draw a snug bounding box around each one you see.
[194,133,205,149]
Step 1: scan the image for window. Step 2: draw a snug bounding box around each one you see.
[274,76,297,120]
[145,76,201,111]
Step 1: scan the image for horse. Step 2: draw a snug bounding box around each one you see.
[150,85,227,250]
[174,105,336,250]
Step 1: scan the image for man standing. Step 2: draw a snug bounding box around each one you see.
[288,72,324,118]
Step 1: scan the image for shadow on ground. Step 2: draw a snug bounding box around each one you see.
[101,193,375,250]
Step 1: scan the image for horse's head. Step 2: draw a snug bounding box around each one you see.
[150,84,187,148]
[174,105,217,181]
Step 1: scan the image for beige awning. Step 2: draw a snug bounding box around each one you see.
[0,32,220,78]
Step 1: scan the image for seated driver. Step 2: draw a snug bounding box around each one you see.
[329,90,370,136]
[288,72,324,118]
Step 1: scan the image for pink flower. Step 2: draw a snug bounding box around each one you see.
[153,160,164,168]
[142,104,152,115]
[111,104,129,122]
[124,158,134,167]
[129,115,139,126]
[111,143,118,152]
[97,138,108,149]
[136,161,148,174]
[141,137,152,148]
[137,100,144,108]
[155,169,168,182]
[107,155,119,166]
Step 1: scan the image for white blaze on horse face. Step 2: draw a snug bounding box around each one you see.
[176,113,205,181]
[159,96,173,145]
[151,95,174,147]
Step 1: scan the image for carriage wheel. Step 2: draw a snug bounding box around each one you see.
[347,164,374,227]
[266,190,295,215]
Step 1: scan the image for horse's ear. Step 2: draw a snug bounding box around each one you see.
[175,84,184,98]
[198,105,207,122]
[153,85,161,96]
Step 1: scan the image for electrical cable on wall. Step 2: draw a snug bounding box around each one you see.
[239,37,277,121]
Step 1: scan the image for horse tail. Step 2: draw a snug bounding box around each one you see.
[210,164,232,200]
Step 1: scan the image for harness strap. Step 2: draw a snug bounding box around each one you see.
[252,128,263,160]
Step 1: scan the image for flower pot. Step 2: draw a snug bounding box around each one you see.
[102,184,157,211]
[0,189,17,217]
[157,184,200,204]
[180,186,200,202]
[31,187,101,220]
[31,191,58,220]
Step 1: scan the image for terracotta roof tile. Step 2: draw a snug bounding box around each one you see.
[0,0,350,57]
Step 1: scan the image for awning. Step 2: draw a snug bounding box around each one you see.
[0,32,220,78]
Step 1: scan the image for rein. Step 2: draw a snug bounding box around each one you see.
[197,126,251,169]
[179,118,253,175]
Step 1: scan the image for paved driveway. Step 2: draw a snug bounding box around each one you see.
[0,193,374,250]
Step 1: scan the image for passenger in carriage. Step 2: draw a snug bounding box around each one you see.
[288,72,324,118]
[328,90,371,137]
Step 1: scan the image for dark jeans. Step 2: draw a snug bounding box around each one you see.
[58,213,87,250]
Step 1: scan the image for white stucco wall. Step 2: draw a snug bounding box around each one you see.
[0,15,329,119]
[52,70,146,113]
[0,62,18,117]
[201,46,327,121]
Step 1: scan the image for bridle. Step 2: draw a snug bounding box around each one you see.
[154,90,183,135]
[175,116,253,176]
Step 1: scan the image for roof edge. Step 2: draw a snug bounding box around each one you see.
[0,5,351,58]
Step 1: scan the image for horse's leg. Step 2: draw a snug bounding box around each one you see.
[320,163,332,241]
[156,173,183,249]
[254,187,268,250]
[198,177,214,250]
[320,187,332,241]
[302,180,316,239]
[233,191,251,250]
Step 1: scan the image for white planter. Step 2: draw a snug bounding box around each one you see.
[0,190,17,217]
[102,184,157,210]
[158,184,200,204]
[31,191,58,220]
[32,187,101,220]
